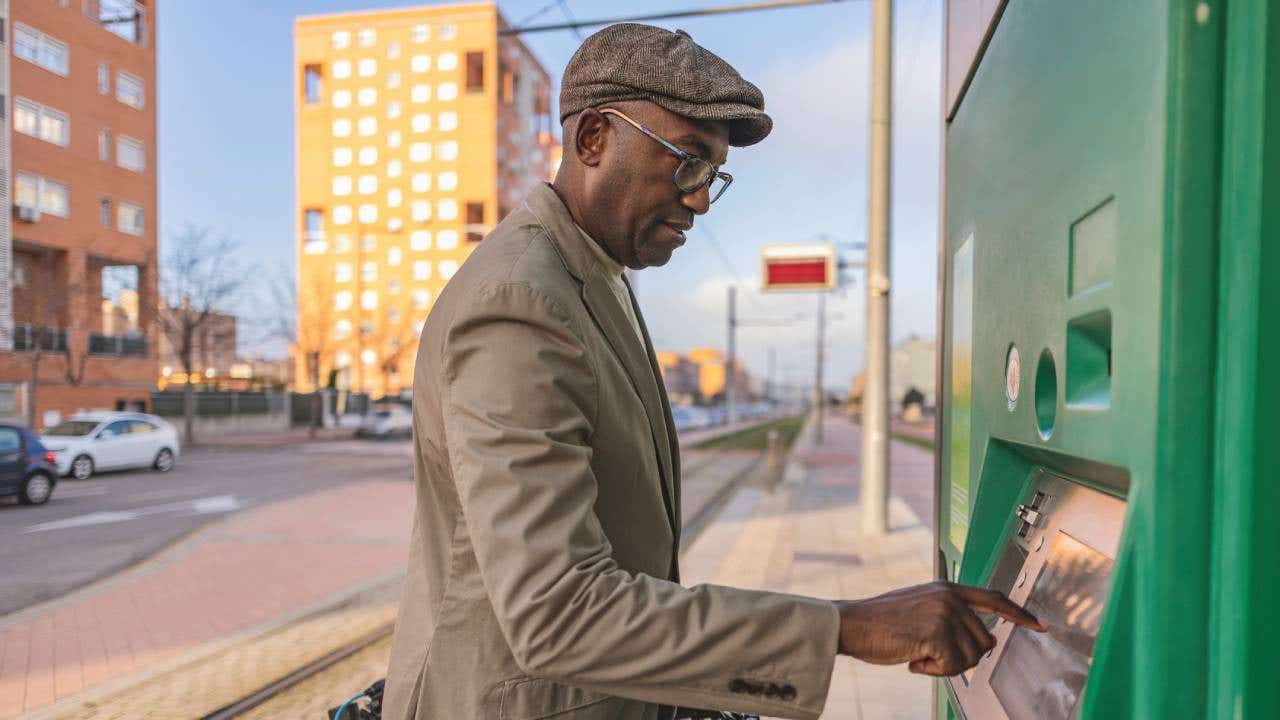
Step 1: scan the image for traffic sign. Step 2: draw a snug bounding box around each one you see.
[759,243,837,292]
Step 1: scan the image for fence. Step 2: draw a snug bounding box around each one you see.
[151,391,291,440]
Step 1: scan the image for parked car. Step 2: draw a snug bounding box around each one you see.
[355,405,413,439]
[0,423,59,505]
[40,412,181,480]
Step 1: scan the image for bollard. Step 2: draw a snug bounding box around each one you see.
[765,429,785,486]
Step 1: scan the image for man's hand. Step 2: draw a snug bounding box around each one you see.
[834,581,1046,676]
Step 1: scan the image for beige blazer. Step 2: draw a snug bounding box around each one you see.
[383,183,839,720]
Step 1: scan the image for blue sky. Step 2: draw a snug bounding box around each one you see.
[158,0,941,392]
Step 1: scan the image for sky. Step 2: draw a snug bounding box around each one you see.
[157,0,942,393]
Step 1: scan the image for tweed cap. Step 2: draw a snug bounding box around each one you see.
[560,23,772,147]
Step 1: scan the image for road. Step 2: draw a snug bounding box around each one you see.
[0,440,413,617]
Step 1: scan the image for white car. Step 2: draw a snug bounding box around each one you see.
[41,412,181,480]
[355,405,413,439]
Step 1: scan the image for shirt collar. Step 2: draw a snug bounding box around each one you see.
[575,221,625,278]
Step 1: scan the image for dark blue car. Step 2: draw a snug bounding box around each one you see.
[0,423,58,505]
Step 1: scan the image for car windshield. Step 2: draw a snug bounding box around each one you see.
[374,410,393,418]
[44,420,101,437]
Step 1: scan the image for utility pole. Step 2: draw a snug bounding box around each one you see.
[814,291,826,444]
[726,285,737,424]
[862,0,893,536]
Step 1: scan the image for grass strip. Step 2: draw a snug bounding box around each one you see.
[691,416,805,452]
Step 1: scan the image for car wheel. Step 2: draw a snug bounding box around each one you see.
[20,473,54,505]
[153,448,175,473]
[71,454,95,481]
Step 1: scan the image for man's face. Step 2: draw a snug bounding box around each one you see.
[587,102,731,269]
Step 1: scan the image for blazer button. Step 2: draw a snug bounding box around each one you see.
[779,685,798,701]
[729,679,750,693]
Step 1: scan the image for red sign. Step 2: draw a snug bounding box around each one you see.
[760,244,837,292]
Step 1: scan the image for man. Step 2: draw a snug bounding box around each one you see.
[384,23,1042,720]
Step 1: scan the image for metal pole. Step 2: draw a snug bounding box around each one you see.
[814,291,825,444]
[862,0,892,536]
[726,285,737,425]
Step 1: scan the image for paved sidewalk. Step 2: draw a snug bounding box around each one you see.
[681,409,936,720]
[0,481,414,719]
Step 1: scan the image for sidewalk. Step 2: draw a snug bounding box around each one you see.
[680,409,936,720]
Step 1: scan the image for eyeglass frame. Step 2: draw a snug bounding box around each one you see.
[598,108,734,204]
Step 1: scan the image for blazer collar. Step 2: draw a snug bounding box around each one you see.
[523,183,600,284]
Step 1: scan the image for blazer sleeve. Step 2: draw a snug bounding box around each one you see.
[440,279,840,720]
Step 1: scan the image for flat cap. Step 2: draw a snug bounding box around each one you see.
[560,23,772,147]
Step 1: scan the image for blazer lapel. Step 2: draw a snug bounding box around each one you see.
[581,269,678,536]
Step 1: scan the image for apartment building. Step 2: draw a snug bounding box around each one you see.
[0,0,157,427]
[293,2,559,397]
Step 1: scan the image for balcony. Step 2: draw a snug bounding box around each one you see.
[12,324,69,352]
[84,0,147,46]
[88,332,149,357]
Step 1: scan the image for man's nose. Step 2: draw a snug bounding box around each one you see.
[680,183,712,215]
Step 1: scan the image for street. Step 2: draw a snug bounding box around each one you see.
[0,441,413,617]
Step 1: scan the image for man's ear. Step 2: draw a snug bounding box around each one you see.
[573,109,609,168]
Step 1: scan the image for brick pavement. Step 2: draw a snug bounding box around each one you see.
[0,481,414,719]
[681,408,936,720]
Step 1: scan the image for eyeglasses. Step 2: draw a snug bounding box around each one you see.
[599,108,734,204]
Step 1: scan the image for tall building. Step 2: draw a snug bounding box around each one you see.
[0,0,157,426]
[293,2,559,396]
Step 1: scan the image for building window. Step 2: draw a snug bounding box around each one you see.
[304,208,324,241]
[358,204,378,223]
[334,319,352,339]
[411,84,432,103]
[16,173,69,217]
[412,113,432,133]
[411,54,431,73]
[298,64,322,104]
[362,235,377,252]
[357,116,377,136]
[332,31,350,49]
[439,24,457,41]
[333,89,352,108]
[333,176,352,196]
[357,88,377,106]
[335,263,353,282]
[438,199,458,221]
[437,229,459,249]
[358,28,376,47]
[387,42,400,59]
[466,201,486,242]
[335,291,353,311]
[115,71,145,108]
[98,130,112,161]
[388,247,402,266]
[387,130,402,148]
[409,143,432,163]
[437,83,458,102]
[100,198,112,228]
[98,62,111,94]
[117,136,146,172]
[437,52,458,71]
[358,147,378,166]
[411,200,431,222]
[465,52,484,92]
[362,261,377,282]
[387,159,403,178]
[502,71,515,104]
[387,72,401,89]
[333,147,353,166]
[15,24,69,76]
[413,289,431,310]
[388,279,401,296]
[412,24,429,43]
[117,202,145,235]
[15,98,69,146]
[358,58,377,77]
[334,205,353,224]
[357,175,377,195]
[439,260,459,279]
[333,118,352,137]
[413,261,432,280]
[388,218,403,232]
[438,112,458,131]
[438,140,459,161]
[438,171,458,191]
[387,101,401,119]
[335,234,353,252]
[361,290,378,310]
[410,231,431,250]
[412,173,431,192]
[333,60,351,79]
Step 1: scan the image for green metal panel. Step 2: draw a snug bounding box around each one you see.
[936,0,1240,717]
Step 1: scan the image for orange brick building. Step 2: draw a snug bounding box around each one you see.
[293,2,558,397]
[0,0,157,428]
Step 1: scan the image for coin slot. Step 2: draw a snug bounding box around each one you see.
[1066,310,1113,409]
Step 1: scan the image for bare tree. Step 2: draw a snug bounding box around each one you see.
[367,297,420,399]
[251,265,334,436]
[18,249,68,428]
[158,225,243,445]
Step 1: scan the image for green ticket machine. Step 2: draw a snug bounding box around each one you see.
[936,1,1278,718]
